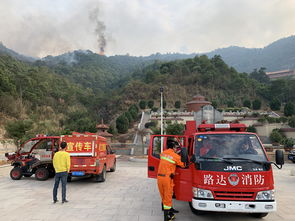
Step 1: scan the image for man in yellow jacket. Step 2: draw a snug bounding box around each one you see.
[53,141,70,203]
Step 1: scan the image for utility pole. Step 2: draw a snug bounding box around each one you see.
[160,87,164,152]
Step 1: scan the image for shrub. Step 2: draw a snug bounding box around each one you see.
[247,125,257,133]
[269,129,283,144]
[243,100,251,108]
[165,123,185,135]
[174,101,181,109]
[269,98,281,111]
[147,100,154,109]
[145,121,157,128]
[5,119,34,144]
[151,107,158,112]
[283,138,294,148]
[139,100,146,109]
[288,116,295,128]
[116,115,129,133]
[284,102,295,117]
[252,99,261,110]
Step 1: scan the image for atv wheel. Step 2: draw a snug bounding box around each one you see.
[95,165,106,182]
[35,168,49,181]
[10,167,23,180]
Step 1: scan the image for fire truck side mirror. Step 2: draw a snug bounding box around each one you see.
[180,148,188,164]
[275,149,284,166]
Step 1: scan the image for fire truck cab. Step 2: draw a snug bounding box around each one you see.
[148,121,284,218]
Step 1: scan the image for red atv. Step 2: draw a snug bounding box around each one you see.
[5,135,59,181]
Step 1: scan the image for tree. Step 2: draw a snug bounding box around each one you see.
[123,111,133,123]
[163,100,167,109]
[211,100,218,109]
[116,115,129,133]
[269,129,283,144]
[227,100,235,108]
[107,124,117,135]
[283,138,294,148]
[252,99,261,110]
[165,123,185,135]
[5,119,33,144]
[288,116,295,128]
[249,67,269,84]
[243,99,251,108]
[284,102,295,117]
[129,104,139,119]
[174,101,181,109]
[246,125,257,133]
[139,100,146,109]
[147,100,154,109]
[269,98,281,111]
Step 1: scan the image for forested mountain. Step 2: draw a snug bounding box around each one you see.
[206,35,295,73]
[2,35,295,74]
[0,42,36,63]
[1,36,295,142]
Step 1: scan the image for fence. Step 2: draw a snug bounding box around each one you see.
[110,143,148,156]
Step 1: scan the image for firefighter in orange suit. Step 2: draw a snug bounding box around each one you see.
[157,141,185,221]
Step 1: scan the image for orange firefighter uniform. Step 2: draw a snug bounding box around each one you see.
[157,148,185,210]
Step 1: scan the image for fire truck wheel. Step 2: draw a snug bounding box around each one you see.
[189,202,206,215]
[110,160,116,172]
[10,167,23,180]
[95,165,106,182]
[251,213,268,218]
[35,168,49,181]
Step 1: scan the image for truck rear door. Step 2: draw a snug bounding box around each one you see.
[106,145,115,170]
[60,135,96,174]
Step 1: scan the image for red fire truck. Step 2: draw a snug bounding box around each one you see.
[148,121,284,218]
[60,133,116,182]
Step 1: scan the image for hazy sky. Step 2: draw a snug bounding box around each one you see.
[1,0,295,58]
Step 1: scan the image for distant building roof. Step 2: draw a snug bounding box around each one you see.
[266,69,295,80]
[97,131,113,137]
[280,128,295,132]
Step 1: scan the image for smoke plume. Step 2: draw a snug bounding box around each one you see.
[89,7,107,55]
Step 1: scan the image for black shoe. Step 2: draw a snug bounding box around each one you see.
[168,211,175,221]
[62,200,69,203]
[170,208,179,213]
[53,200,58,203]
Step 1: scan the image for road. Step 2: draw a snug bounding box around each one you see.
[0,159,294,221]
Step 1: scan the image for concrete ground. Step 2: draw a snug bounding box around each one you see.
[0,158,295,221]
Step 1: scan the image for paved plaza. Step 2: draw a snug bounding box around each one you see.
[0,158,295,221]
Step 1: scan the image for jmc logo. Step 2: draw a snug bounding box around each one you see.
[224,166,243,171]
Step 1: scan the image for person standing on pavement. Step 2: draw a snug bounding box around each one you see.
[157,141,185,221]
[53,141,70,203]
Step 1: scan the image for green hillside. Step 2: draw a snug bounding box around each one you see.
[1,48,295,143]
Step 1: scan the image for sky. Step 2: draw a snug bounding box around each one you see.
[0,0,295,58]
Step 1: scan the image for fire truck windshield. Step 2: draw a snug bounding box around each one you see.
[20,140,39,153]
[195,134,267,162]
